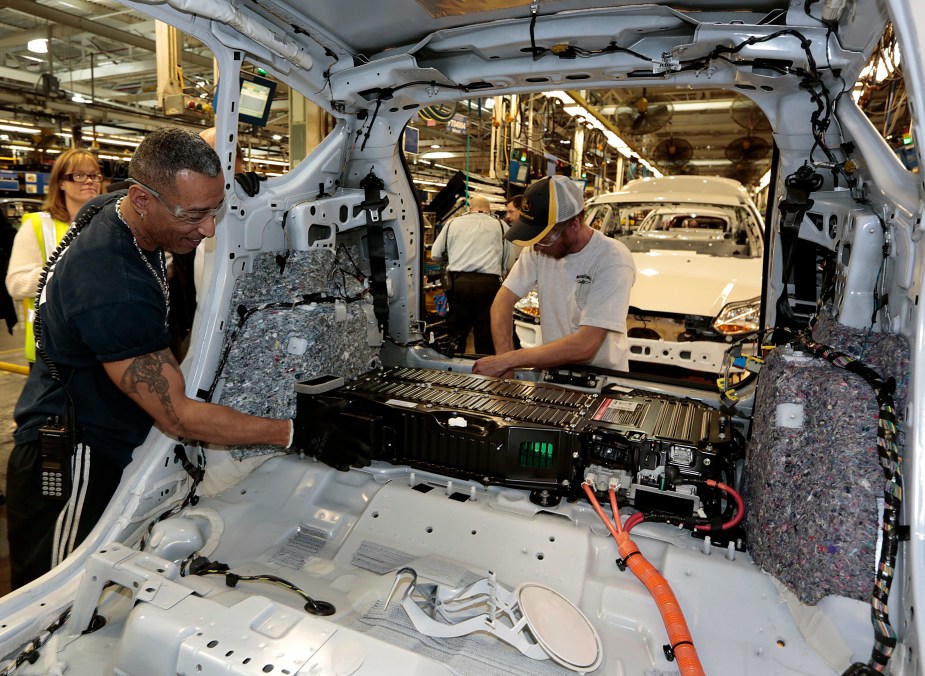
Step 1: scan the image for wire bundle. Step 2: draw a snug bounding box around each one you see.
[797,336,902,673]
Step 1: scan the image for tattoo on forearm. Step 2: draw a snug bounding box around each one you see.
[121,351,186,432]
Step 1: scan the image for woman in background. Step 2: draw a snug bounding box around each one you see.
[5,149,103,364]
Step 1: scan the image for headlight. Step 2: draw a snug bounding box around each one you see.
[514,287,540,317]
[713,297,760,335]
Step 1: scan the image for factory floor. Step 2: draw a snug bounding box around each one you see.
[0,321,28,597]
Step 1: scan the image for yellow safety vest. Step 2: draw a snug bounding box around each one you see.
[21,212,70,362]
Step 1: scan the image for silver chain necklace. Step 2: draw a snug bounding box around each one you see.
[116,196,170,328]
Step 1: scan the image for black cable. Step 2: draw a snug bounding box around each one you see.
[360,98,382,152]
[0,606,71,675]
[138,444,206,552]
[193,562,336,616]
[33,193,121,460]
[528,8,545,60]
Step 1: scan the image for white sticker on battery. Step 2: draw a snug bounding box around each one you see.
[385,399,417,408]
[606,400,638,412]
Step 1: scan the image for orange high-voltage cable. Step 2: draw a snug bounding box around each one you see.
[582,482,706,676]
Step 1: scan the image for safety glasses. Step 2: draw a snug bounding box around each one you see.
[128,178,225,225]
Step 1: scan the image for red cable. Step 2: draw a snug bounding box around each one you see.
[583,481,621,538]
[694,479,744,532]
[624,511,645,533]
[608,487,624,534]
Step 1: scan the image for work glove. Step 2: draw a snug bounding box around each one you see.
[293,395,374,471]
[234,171,266,197]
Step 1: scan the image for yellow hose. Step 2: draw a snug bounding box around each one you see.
[0,361,29,375]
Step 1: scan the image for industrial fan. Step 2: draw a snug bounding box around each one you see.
[418,103,457,123]
[730,95,771,133]
[653,136,694,167]
[725,135,770,162]
[615,90,672,135]
[725,161,763,186]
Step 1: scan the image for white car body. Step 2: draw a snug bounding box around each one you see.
[1,2,923,676]
[631,251,760,317]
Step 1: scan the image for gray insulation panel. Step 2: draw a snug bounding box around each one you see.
[745,308,908,604]
[216,249,379,459]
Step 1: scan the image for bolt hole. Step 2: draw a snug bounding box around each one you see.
[372,511,379,518]
[207,640,219,648]
[536,553,545,560]
[471,530,477,535]
[426,526,434,533]
[548,536,556,542]
[776,639,786,648]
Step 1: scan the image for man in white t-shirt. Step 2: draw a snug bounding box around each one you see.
[472,175,635,377]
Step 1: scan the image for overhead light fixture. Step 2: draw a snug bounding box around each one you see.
[89,135,141,148]
[421,151,457,159]
[544,91,575,105]
[28,39,48,54]
[0,122,39,134]
[670,99,738,112]
[272,134,282,141]
[599,99,737,115]
[687,159,738,166]
[240,155,289,167]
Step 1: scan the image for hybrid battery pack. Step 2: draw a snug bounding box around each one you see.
[296,368,741,513]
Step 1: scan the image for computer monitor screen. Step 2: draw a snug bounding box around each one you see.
[238,75,276,127]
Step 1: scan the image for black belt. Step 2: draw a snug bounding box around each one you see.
[451,271,500,278]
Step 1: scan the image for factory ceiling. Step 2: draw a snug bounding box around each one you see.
[0,0,906,188]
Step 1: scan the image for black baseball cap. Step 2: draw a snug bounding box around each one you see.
[504,175,584,246]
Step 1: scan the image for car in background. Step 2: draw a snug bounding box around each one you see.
[515,176,764,378]
[0,197,43,228]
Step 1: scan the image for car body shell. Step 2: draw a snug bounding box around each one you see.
[0,2,922,675]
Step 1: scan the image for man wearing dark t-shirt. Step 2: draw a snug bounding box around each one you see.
[8,127,293,589]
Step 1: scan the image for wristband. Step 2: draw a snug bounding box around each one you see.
[287,419,295,449]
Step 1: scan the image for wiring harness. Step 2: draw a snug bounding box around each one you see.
[187,557,336,616]
[791,335,902,674]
